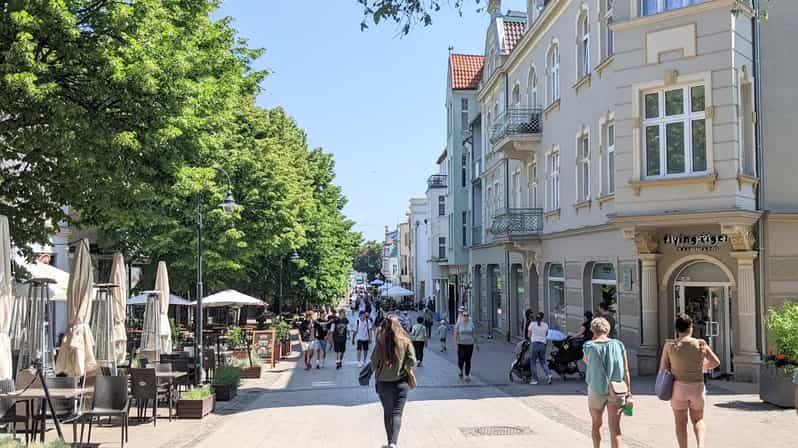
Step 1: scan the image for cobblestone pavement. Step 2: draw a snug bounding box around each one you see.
[69,312,797,447]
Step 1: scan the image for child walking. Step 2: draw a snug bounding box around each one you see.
[437,319,448,352]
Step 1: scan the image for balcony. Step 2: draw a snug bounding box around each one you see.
[427,174,447,189]
[489,108,543,162]
[471,225,482,246]
[489,208,544,239]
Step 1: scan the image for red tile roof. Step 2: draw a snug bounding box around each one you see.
[502,20,526,53]
[449,53,484,90]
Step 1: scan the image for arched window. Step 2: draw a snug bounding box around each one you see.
[528,67,538,107]
[511,83,521,106]
[591,263,617,313]
[547,44,560,103]
[578,12,590,78]
[547,263,566,331]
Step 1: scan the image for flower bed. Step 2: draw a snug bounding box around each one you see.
[760,302,798,408]
[176,387,215,418]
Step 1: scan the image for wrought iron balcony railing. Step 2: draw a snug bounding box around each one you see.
[471,225,482,246]
[427,174,447,188]
[489,108,543,145]
[489,208,544,236]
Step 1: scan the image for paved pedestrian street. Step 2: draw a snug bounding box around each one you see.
[77,330,795,448]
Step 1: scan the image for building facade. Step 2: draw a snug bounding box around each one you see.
[398,222,412,289]
[426,152,452,318]
[465,0,795,381]
[382,226,399,285]
[408,198,431,305]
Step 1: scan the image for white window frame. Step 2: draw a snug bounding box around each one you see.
[460,97,469,135]
[641,83,707,179]
[528,67,538,107]
[606,121,615,194]
[528,162,538,208]
[438,237,446,259]
[547,263,566,331]
[548,149,560,210]
[548,43,560,104]
[604,0,614,60]
[578,12,590,78]
[511,82,521,106]
[640,0,707,17]
[576,132,590,202]
[438,195,446,216]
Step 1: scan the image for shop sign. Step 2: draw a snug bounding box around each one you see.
[663,233,729,252]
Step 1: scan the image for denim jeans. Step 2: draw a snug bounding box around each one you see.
[376,379,410,445]
[529,341,550,381]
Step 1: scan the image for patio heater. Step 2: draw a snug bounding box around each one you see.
[15,278,57,376]
[140,290,162,364]
[90,283,118,375]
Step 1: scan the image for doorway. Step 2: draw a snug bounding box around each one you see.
[448,284,456,324]
[674,284,733,376]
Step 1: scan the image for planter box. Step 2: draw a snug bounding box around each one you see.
[759,364,796,408]
[230,350,249,360]
[176,395,215,419]
[240,366,262,379]
[213,384,238,401]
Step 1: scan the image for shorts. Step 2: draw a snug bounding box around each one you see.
[310,340,325,351]
[356,340,370,351]
[334,338,347,353]
[587,387,625,410]
[300,341,310,351]
[671,381,705,411]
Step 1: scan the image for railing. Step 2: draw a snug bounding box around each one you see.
[489,107,543,145]
[489,208,544,236]
[427,174,447,188]
[471,225,483,246]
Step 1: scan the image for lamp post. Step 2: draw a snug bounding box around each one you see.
[276,249,300,314]
[195,167,238,385]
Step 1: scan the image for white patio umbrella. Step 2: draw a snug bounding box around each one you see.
[198,289,265,307]
[128,293,191,306]
[0,216,13,381]
[382,286,414,298]
[155,262,172,353]
[55,239,97,377]
[110,253,127,364]
[370,279,384,286]
[12,259,69,301]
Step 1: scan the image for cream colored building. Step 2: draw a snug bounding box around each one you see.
[469,0,793,381]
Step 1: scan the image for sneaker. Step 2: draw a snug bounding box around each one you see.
[458,371,464,378]
[417,361,422,367]
[464,375,471,382]
[316,365,320,369]
[547,374,553,384]
[529,379,539,385]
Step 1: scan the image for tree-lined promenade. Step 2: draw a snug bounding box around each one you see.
[1,0,359,306]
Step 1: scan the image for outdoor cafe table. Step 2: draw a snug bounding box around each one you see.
[156,371,187,420]
[0,386,93,442]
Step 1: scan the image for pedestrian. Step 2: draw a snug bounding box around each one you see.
[583,317,631,448]
[371,315,417,448]
[410,316,427,367]
[299,311,315,370]
[575,310,594,341]
[598,302,617,339]
[375,308,386,328]
[523,309,534,341]
[312,311,330,369]
[332,309,350,369]
[659,314,720,448]
[423,307,435,343]
[353,310,373,368]
[453,310,477,382]
[527,312,553,385]
[437,319,448,352]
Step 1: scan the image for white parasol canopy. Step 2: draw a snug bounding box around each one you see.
[55,239,97,377]
[199,289,265,307]
[155,262,172,353]
[370,279,384,285]
[0,216,13,380]
[381,286,414,298]
[128,293,192,306]
[12,258,69,301]
[110,254,127,364]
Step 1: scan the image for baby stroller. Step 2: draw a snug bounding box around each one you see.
[547,336,585,380]
[508,340,533,383]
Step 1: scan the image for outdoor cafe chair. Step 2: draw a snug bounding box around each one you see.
[0,377,29,444]
[129,368,171,426]
[167,359,192,392]
[80,375,130,448]
[202,349,216,382]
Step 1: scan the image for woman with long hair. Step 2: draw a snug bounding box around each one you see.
[371,315,417,448]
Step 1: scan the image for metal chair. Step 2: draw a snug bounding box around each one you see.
[80,375,129,448]
[202,349,216,382]
[0,378,29,444]
[129,368,170,426]
[168,359,191,392]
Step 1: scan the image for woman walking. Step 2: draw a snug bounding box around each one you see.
[583,317,631,448]
[410,316,427,367]
[453,310,477,382]
[527,312,552,385]
[660,314,720,448]
[371,315,417,448]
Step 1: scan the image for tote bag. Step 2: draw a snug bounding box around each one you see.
[655,369,674,401]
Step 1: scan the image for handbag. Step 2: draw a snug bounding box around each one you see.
[655,369,674,400]
[358,361,374,386]
[598,341,628,396]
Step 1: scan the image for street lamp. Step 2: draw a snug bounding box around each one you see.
[195,167,238,385]
[276,249,300,314]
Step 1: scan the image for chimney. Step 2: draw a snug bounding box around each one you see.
[488,0,501,15]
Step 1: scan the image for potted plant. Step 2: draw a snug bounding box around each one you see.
[212,365,242,401]
[760,301,798,408]
[276,321,292,358]
[176,386,215,418]
[232,354,263,379]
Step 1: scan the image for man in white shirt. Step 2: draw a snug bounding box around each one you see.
[353,311,373,367]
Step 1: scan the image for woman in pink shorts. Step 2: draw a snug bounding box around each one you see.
[660,314,720,448]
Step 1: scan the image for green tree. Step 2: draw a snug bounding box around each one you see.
[356,0,486,34]
[353,240,383,282]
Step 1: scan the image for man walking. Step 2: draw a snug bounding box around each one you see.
[423,307,435,344]
[332,309,350,369]
[353,311,373,368]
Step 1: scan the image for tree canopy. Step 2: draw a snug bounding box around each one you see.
[356,0,486,34]
[353,240,383,282]
[2,0,360,307]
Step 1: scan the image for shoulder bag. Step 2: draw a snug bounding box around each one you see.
[598,341,628,396]
[655,342,674,400]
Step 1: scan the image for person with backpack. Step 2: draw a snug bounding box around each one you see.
[410,316,428,367]
[353,311,373,368]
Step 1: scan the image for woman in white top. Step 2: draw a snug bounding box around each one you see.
[527,312,552,385]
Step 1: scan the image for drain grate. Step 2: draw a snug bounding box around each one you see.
[459,425,535,437]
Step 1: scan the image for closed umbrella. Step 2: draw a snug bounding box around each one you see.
[155,262,172,353]
[55,239,97,377]
[0,216,13,380]
[110,253,127,363]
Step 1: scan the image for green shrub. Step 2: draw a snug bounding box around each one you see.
[276,321,291,342]
[766,301,798,374]
[212,365,242,386]
[180,386,213,400]
[0,438,70,448]
[227,325,245,349]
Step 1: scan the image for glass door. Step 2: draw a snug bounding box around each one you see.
[674,284,733,376]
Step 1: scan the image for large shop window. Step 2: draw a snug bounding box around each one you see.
[640,0,708,16]
[591,263,617,313]
[548,263,566,331]
[643,84,706,178]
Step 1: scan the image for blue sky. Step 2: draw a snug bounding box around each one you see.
[215,1,526,242]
